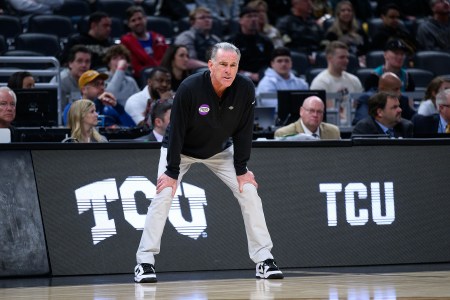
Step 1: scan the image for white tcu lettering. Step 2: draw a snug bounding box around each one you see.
[319,182,395,226]
[75,176,208,244]
[75,178,119,245]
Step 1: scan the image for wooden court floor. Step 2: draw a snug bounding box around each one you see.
[1,264,450,299]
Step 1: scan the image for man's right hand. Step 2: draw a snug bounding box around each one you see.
[156,173,178,197]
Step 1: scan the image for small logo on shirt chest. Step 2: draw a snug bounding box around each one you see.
[198,104,210,115]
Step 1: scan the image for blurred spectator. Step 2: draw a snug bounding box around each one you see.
[7,0,63,23]
[51,45,92,109]
[174,6,221,69]
[195,0,240,31]
[330,0,373,22]
[274,95,340,140]
[352,91,414,138]
[154,0,190,21]
[159,44,191,91]
[103,44,140,107]
[413,88,450,134]
[135,99,172,142]
[125,67,174,126]
[364,39,415,92]
[7,71,35,89]
[370,4,417,53]
[256,47,309,107]
[276,0,325,62]
[121,5,169,80]
[376,0,432,21]
[353,72,416,125]
[310,41,363,125]
[418,76,450,116]
[61,11,113,69]
[246,0,284,48]
[0,87,18,142]
[325,0,368,59]
[67,99,108,143]
[63,70,135,127]
[227,6,274,84]
[416,0,450,53]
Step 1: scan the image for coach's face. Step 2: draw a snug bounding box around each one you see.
[208,49,239,91]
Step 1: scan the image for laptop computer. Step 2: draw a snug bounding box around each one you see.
[254,107,276,130]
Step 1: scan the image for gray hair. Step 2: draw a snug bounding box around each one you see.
[210,42,241,61]
[435,88,450,106]
[0,86,17,104]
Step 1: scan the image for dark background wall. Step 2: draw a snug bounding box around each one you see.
[1,142,450,277]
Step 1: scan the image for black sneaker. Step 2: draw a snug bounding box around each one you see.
[256,259,284,279]
[134,263,157,283]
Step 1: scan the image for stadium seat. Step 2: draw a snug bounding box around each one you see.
[28,15,74,44]
[0,15,22,47]
[146,16,175,40]
[407,68,434,91]
[97,0,133,19]
[54,0,91,23]
[290,51,310,76]
[15,33,62,57]
[414,51,450,76]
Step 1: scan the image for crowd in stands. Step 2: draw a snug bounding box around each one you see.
[1,0,450,142]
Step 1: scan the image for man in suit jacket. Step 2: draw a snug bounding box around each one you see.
[412,89,450,135]
[135,99,172,142]
[353,91,413,138]
[275,96,341,139]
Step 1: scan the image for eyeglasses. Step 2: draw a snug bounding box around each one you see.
[88,81,106,88]
[302,107,324,115]
[196,16,213,20]
[0,101,16,108]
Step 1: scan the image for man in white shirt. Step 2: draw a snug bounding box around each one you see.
[310,41,363,125]
[125,67,174,126]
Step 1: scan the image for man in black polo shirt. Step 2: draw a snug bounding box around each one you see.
[134,42,283,283]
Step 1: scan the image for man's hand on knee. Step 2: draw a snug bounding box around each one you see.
[156,173,178,197]
[237,170,258,193]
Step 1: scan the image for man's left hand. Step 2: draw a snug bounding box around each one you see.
[237,170,258,193]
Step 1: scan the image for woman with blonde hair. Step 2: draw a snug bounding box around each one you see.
[325,0,368,60]
[67,99,107,143]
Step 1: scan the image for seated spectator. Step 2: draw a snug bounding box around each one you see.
[103,44,140,107]
[353,72,416,125]
[61,11,113,69]
[418,76,450,116]
[121,5,169,79]
[352,91,413,138]
[125,67,174,126]
[246,0,284,48]
[67,99,108,143]
[276,0,325,63]
[370,3,417,53]
[7,71,35,89]
[274,95,340,140]
[154,0,190,21]
[135,99,172,142]
[227,6,274,84]
[51,45,91,109]
[413,89,450,135]
[174,6,221,70]
[310,41,363,125]
[63,70,135,128]
[256,47,309,107]
[159,44,191,92]
[416,0,450,53]
[325,0,369,60]
[7,0,63,23]
[195,0,240,34]
[0,87,18,142]
[364,39,415,92]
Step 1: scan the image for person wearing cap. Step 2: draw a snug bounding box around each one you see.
[226,6,274,84]
[256,46,309,106]
[416,0,450,52]
[364,38,415,93]
[63,70,135,128]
